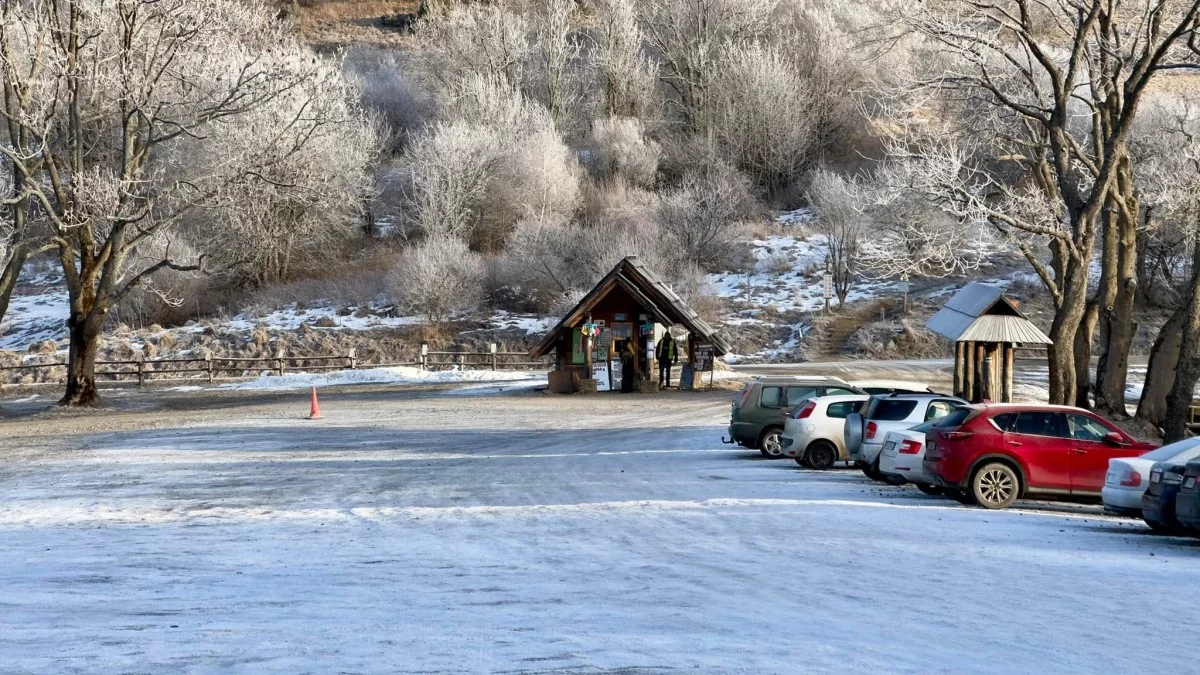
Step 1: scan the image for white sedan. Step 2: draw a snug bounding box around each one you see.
[1103,437,1200,517]
[781,395,869,470]
[878,421,944,494]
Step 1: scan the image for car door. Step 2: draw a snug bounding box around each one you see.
[756,384,786,428]
[1003,412,1072,492]
[1066,413,1134,494]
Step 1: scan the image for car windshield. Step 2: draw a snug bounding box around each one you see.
[1142,438,1200,463]
[870,399,919,421]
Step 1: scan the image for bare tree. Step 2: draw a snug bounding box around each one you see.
[590,0,656,120]
[415,1,530,92]
[527,0,582,127]
[806,168,861,306]
[583,117,661,189]
[390,236,485,327]
[0,0,378,406]
[640,0,776,127]
[657,162,753,270]
[882,0,1200,406]
[400,121,499,241]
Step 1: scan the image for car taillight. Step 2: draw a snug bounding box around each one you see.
[866,422,878,439]
[899,439,922,454]
[796,401,816,419]
[944,431,974,441]
[735,387,752,409]
[1120,471,1142,488]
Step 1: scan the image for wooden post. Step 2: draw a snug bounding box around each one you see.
[136,355,146,387]
[490,343,497,371]
[276,349,285,377]
[206,353,214,384]
[976,343,987,402]
[1004,343,1015,402]
[458,352,466,369]
[953,342,965,399]
[963,341,975,403]
[420,343,428,371]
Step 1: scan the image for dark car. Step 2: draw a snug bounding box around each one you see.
[725,377,865,457]
[923,404,1157,509]
[1172,460,1200,536]
[1142,461,1192,533]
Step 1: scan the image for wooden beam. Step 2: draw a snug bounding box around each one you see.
[1004,343,1014,403]
[954,342,965,399]
[963,341,975,403]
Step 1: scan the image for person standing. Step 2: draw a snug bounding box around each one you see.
[656,333,678,388]
[619,339,637,393]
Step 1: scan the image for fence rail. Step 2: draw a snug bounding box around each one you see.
[1,343,550,388]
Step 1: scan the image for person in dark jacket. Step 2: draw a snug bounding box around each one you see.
[619,339,637,392]
[656,333,678,388]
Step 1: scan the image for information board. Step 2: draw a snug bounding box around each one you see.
[696,344,715,372]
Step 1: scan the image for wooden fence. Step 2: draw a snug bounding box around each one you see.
[0,343,550,387]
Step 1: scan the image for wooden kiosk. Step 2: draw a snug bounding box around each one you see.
[927,283,1052,403]
[530,256,731,393]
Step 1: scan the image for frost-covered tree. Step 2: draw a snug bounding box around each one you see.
[657,162,753,269]
[415,1,529,92]
[583,117,661,189]
[805,168,862,306]
[0,0,379,406]
[590,0,656,120]
[391,236,485,326]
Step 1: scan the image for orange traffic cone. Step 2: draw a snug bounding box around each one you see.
[308,386,323,420]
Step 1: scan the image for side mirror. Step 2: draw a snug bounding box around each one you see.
[1104,431,1127,447]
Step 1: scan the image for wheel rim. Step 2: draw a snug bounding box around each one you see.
[764,433,782,455]
[815,447,834,468]
[978,469,1015,505]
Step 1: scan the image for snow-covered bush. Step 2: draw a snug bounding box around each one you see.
[583,117,661,188]
[400,121,498,241]
[657,163,754,270]
[390,237,485,326]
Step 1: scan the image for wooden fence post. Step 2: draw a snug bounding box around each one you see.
[276,349,285,377]
[459,352,465,369]
[490,343,497,371]
[206,353,214,384]
[136,355,146,387]
[420,342,428,371]
[348,348,357,370]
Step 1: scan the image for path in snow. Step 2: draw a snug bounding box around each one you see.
[0,390,1197,673]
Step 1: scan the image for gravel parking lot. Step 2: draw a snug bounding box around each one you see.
[1,386,1198,673]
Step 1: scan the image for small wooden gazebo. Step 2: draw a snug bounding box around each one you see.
[530,256,730,393]
[927,283,1052,403]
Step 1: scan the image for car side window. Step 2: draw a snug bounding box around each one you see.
[825,387,857,396]
[785,386,817,406]
[826,402,853,419]
[991,413,1016,431]
[760,386,783,408]
[1068,414,1112,442]
[1011,412,1068,438]
[924,401,956,422]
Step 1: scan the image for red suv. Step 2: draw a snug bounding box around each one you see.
[923,404,1157,509]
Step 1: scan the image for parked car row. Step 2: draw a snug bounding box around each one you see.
[726,378,1200,526]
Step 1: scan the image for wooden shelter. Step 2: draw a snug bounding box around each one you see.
[927,283,1052,403]
[530,257,730,393]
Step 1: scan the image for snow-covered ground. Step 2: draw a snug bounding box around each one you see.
[223,365,546,391]
[1,390,1196,672]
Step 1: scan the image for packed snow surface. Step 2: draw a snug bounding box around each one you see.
[221,365,546,391]
[1,390,1196,672]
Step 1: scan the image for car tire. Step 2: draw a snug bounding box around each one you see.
[916,483,944,496]
[1145,520,1180,535]
[795,455,812,468]
[805,442,838,470]
[948,489,976,505]
[971,462,1020,509]
[759,428,784,458]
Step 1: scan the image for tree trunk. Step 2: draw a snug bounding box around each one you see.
[1096,213,1139,415]
[1073,301,1097,409]
[1047,262,1090,405]
[0,246,29,327]
[1162,240,1200,442]
[60,312,103,407]
[1137,307,1184,428]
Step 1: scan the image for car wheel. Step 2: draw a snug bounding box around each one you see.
[948,489,976,505]
[805,442,838,470]
[864,457,891,483]
[759,428,784,457]
[795,455,812,468]
[971,462,1019,509]
[916,483,944,496]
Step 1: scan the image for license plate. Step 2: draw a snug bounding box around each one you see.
[1151,471,1162,483]
[1105,471,1116,486]
[883,441,896,455]
[927,441,936,453]
[1187,477,1196,490]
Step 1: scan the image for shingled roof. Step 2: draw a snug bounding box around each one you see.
[927,283,1052,345]
[530,257,731,358]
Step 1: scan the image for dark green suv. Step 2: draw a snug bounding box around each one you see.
[724,377,865,457]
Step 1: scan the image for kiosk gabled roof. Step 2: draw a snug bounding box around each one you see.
[530,257,731,357]
[927,282,1052,345]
